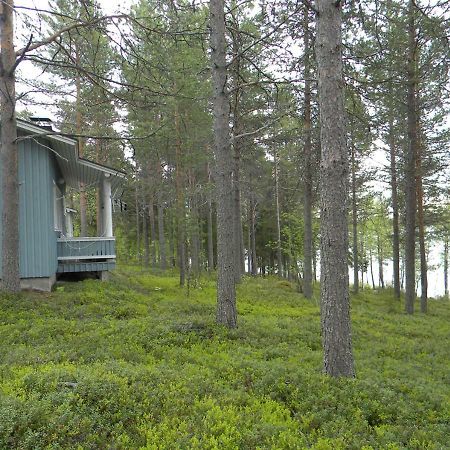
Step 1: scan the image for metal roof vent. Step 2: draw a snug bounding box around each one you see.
[29,117,53,131]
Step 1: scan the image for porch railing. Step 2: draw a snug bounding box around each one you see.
[57,237,116,261]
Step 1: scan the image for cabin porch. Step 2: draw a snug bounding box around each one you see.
[57,237,116,274]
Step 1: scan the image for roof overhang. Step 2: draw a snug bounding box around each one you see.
[17,119,126,192]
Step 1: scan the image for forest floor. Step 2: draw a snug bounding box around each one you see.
[0,266,449,449]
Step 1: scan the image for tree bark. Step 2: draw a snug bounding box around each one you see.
[303,6,313,298]
[135,177,141,260]
[169,210,176,268]
[274,150,283,277]
[416,124,427,312]
[312,238,317,282]
[189,190,200,278]
[143,206,149,267]
[231,38,245,282]
[351,140,359,294]
[156,161,166,270]
[149,199,157,268]
[157,199,166,270]
[210,0,237,328]
[444,235,448,299]
[247,206,252,275]
[377,234,384,289]
[175,106,186,287]
[0,0,20,291]
[404,0,418,314]
[250,196,258,276]
[388,119,401,299]
[316,0,355,377]
[75,47,88,237]
[369,249,376,290]
[360,230,364,291]
[96,140,102,236]
[207,194,215,272]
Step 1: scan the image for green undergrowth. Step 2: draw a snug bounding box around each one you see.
[0,266,449,449]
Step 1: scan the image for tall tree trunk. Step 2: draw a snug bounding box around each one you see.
[377,234,385,289]
[401,257,405,290]
[143,206,149,267]
[316,0,355,377]
[75,47,88,237]
[149,200,157,268]
[274,151,283,277]
[303,6,313,298]
[0,0,20,291]
[388,118,401,299]
[416,124,427,312]
[157,162,166,270]
[157,199,166,270]
[207,194,215,272]
[250,197,258,276]
[351,140,359,294]
[210,0,237,328]
[96,140,102,236]
[175,106,186,287]
[369,249,376,290]
[189,188,200,278]
[360,230,364,290]
[233,150,245,280]
[169,210,176,268]
[135,178,141,261]
[312,238,317,282]
[247,207,252,275]
[230,18,245,282]
[232,119,245,281]
[206,163,215,272]
[404,0,418,314]
[444,235,448,299]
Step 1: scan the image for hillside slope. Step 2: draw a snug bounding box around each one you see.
[0,267,449,449]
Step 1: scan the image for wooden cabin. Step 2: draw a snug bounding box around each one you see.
[0,119,126,291]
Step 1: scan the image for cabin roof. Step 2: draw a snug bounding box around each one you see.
[17,119,126,191]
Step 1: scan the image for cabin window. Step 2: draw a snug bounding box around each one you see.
[53,183,64,232]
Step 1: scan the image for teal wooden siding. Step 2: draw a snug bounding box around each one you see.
[0,136,59,278]
[57,261,115,273]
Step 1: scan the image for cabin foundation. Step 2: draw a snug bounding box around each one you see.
[20,275,56,292]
